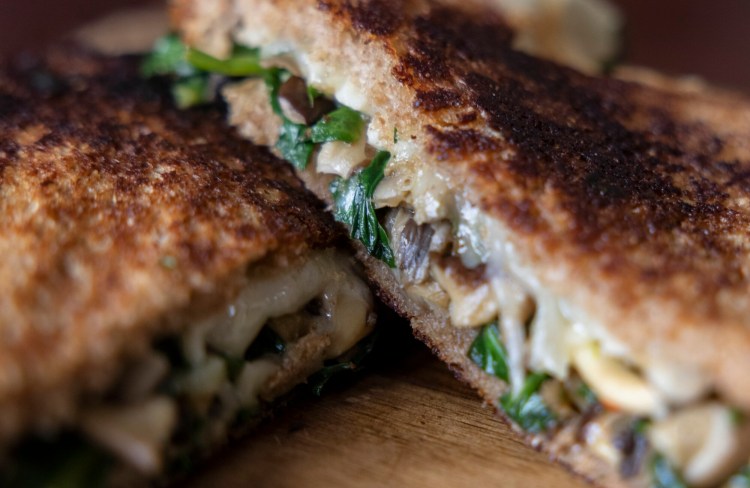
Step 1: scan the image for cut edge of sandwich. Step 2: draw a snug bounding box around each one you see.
[169,1,750,486]
[0,48,378,485]
[3,249,375,485]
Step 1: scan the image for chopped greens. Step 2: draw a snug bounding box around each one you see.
[308,330,380,396]
[575,381,598,407]
[393,127,399,144]
[262,69,313,168]
[143,35,265,108]
[330,151,396,267]
[277,120,315,169]
[469,322,509,382]
[141,33,193,77]
[142,34,212,108]
[651,455,688,488]
[171,76,211,109]
[307,85,322,106]
[265,70,363,168]
[310,106,364,144]
[500,372,557,433]
[468,323,554,433]
[185,45,265,77]
[263,67,287,116]
[145,35,264,78]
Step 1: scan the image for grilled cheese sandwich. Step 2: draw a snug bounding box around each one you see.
[170,0,750,485]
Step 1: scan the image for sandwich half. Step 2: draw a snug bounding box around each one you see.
[0,46,377,485]
[169,0,750,486]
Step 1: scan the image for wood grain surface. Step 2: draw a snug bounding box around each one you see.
[187,343,587,488]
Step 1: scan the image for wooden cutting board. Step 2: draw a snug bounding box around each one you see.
[74,6,589,487]
[185,342,588,488]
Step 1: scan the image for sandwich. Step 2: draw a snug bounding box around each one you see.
[167,0,750,486]
[0,46,378,485]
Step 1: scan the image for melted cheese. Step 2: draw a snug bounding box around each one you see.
[82,249,373,474]
[316,136,368,179]
[187,249,371,363]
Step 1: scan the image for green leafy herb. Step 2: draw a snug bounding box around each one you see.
[186,45,265,77]
[728,465,750,488]
[277,120,315,169]
[634,418,650,435]
[393,127,399,144]
[142,34,213,108]
[308,330,380,396]
[265,70,363,168]
[651,455,688,488]
[500,372,556,433]
[330,151,395,266]
[171,75,211,109]
[576,381,598,407]
[263,67,287,116]
[261,69,313,168]
[469,322,509,382]
[310,106,364,144]
[143,35,266,108]
[307,85,322,106]
[141,33,193,77]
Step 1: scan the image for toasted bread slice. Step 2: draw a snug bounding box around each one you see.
[171,0,750,485]
[0,46,376,484]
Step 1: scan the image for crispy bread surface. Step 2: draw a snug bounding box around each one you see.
[173,0,750,412]
[0,47,343,444]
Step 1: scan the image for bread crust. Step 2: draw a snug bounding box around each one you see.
[0,46,346,445]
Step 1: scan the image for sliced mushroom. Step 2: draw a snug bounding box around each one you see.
[583,412,632,468]
[82,397,177,475]
[572,343,665,416]
[278,76,335,125]
[398,218,435,284]
[431,258,498,328]
[612,418,650,478]
[650,403,750,487]
[646,360,712,407]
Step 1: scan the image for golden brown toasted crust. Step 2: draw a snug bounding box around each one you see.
[173,0,750,414]
[0,46,345,445]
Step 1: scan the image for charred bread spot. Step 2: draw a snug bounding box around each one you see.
[412,7,513,63]
[413,88,462,112]
[332,0,404,37]
[425,126,499,160]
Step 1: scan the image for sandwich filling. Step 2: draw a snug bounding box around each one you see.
[150,36,750,487]
[2,249,374,485]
